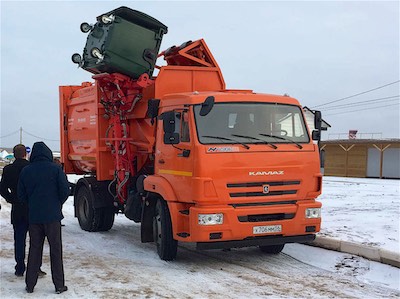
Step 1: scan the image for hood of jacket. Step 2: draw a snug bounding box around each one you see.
[30,142,53,163]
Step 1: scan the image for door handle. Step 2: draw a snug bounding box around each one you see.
[177,149,191,158]
[158,159,165,164]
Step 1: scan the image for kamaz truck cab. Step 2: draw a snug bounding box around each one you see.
[140,91,322,260]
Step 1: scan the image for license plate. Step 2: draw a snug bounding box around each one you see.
[253,224,282,235]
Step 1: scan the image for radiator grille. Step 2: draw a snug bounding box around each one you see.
[227,180,299,198]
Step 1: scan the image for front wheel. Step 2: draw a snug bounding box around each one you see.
[153,199,177,261]
[259,244,285,254]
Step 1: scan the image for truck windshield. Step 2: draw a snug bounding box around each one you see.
[194,102,310,145]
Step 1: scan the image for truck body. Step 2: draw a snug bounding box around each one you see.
[60,7,322,260]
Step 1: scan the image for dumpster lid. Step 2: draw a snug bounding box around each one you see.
[98,6,168,34]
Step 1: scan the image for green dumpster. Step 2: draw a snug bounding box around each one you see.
[74,6,168,79]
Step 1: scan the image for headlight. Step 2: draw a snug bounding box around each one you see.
[198,213,223,225]
[305,208,321,219]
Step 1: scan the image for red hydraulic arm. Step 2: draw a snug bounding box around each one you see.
[93,72,153,206]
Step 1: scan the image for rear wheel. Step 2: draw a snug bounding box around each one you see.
[76,184,114,232]
[98,208,115,231]
[259,244,285,254]
[153,198,177,261]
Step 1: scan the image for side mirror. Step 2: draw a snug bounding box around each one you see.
[161,111,176,133]
[312,130,321,141]
[314,110,322,131]
[161,111,180,144]
[199,96,215,116]
[164,133,180,144]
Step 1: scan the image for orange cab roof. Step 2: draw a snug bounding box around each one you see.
[160,91,301,107]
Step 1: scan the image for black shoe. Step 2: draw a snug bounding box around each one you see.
[38,269,47,277]
[55,286,68,294]
[15,271,24,277]
[25,286,34,293]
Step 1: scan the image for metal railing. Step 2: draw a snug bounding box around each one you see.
[327,132,383,140]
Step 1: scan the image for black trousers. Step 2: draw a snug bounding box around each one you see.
[26,222,65,290]
[13,220,29,274]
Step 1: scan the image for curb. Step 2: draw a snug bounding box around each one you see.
[305,236,400,268]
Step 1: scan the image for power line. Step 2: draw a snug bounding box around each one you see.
[0,128,59,143]
[312,80,400,108]
[0,129,20,138]
[22,129,59,142]
[322,96,399,111]
[324,102,400,116]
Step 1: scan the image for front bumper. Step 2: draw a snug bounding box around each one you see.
[170,200,321,245]
[196,234,315,250]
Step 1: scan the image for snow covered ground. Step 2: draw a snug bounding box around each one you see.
[319,177,399,253]
[0,176,399,298]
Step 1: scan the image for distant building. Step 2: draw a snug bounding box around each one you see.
[320,139,400,179]
[0,149,10,159]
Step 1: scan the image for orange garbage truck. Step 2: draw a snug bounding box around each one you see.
[60,7,323,260]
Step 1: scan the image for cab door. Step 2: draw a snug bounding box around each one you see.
[155,108,194,202]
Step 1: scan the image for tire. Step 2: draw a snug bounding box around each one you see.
[76,185,114,232]
[153,199,177,261]
[259,244,285,254]
[98,208,115,231]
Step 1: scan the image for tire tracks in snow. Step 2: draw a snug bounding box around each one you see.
[177,244,399,298]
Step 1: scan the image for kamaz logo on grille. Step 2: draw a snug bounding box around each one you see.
[249,171,284,176]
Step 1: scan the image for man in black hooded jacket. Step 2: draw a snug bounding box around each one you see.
[18,142,70,294]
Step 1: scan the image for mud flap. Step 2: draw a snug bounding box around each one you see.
[141,197,156,243]
[124,191,143,222]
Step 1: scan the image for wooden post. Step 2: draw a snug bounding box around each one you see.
[372,144,391,178]
[339,144,355,177]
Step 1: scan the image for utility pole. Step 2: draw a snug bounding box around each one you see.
[20,127,22,144]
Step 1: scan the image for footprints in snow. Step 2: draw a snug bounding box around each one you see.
[335,255,370,276]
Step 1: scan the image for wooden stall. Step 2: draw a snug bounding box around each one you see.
[321,139,400,179]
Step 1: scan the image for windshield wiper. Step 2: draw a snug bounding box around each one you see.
[201,135,250,149]
[231,134,277,149]
[259,134,303,149]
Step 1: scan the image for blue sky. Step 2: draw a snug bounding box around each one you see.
[1,1,399,150]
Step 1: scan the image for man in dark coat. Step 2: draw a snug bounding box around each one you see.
[0,144,30,276]
[18,142,70,294]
